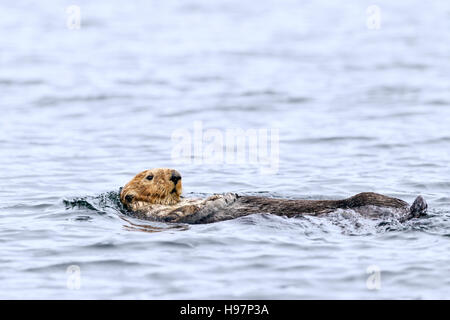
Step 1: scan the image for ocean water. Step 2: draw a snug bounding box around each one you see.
[0,0,449,299]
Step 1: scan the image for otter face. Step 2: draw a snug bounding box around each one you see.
[120,168,182,207]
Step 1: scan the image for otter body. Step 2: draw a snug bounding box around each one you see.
[126,192,427,224]
[120,169,427,224]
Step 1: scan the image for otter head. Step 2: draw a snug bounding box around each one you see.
[120,168,182,207]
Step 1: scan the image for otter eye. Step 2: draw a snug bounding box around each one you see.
[146,175,154,181]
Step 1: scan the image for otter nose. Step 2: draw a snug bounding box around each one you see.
[170,171,181,184]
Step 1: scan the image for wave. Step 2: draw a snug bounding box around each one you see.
[62,191,446,236]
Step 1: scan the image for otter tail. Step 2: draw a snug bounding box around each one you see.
[409,195,428,218]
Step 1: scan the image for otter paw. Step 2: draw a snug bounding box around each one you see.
[164,211,184,222]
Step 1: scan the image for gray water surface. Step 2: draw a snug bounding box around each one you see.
[1,0,449,299]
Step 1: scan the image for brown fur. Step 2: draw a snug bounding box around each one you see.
[120,168,182,209]
[120,168,426,224]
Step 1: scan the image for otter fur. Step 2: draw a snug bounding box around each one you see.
[120,168,428,224]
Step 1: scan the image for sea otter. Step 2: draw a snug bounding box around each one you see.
[119,168,428,224]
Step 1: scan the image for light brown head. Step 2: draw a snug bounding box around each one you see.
[120,168,182,207]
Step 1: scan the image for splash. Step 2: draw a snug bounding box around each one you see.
[63,190,189,233]
[63,190,440,236]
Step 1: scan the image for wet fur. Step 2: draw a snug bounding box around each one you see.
[120,169,427,224]
[120,168,182,207]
